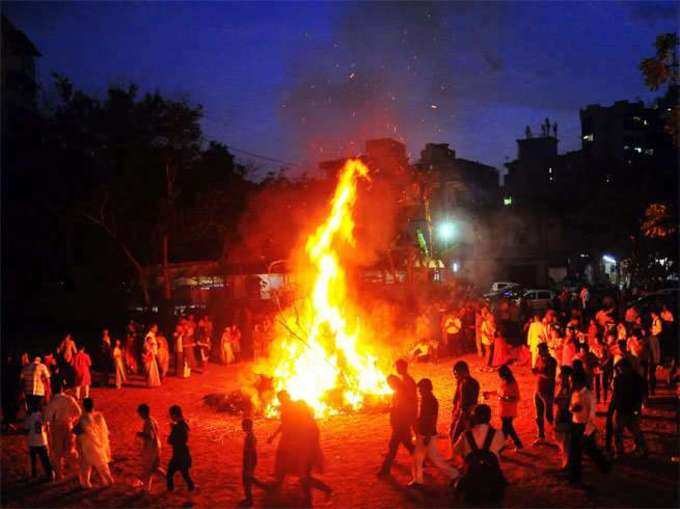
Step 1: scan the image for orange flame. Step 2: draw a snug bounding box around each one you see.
[263,159,390,417]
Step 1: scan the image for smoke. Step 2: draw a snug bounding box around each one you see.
[279,2,507,161]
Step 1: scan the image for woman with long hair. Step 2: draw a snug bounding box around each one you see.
[485,364,523,451]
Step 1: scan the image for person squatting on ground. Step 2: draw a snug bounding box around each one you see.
[74,398,114,488]
[166,404,195,492]
[409,378,459,487]
[136,404,162,491]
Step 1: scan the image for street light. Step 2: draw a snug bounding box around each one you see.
[437,221,456,241]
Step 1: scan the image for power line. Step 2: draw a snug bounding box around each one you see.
[201,114,304,168]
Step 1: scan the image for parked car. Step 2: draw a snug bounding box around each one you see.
[522,289,555,312]
[488,281,521,294]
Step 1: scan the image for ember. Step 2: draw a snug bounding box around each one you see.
[258,159,391,417]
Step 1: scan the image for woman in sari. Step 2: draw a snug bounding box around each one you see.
[156,334,170,379]
[124,334,138,374]
[143,336,161,388]
[112,340,126,389]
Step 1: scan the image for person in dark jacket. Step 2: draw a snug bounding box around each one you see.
[379,375,415,475]
[611,359,647,458]
[239,418,266,507]
[450,361,480,446]
[409,378,459,487]
[166,405,194,492]
[532,343,557,444]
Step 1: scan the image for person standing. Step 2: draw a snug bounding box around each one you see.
[568,371,610,484]
[143,333,161,388]
[57,334,78,387]
[648,311,662,396]
[532,343,557,445]
[527,314,546,368]
[553,368,573,469]
[486,365,523,451]
[112,340,127,389]
[579,286,590,312]
[72,346,92,401]
[480,313,496,371]
[74,398,114,488]
[395,358,418,429]
[240,418,266,507]
[25,402,54,481]
[156,333,170,379]
[611,360,647,458]
[378,375,415,476]
[98,329,113,386]
[136,404,162,491]
[44,377,81,480]
[174,322,186,377]
[409,378,459,487]
[166,405,195,492]
[21,356,51,409]
[124,333,139,375]
[450,361,480,446]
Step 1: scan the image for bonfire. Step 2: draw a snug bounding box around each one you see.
[258,159,391,417]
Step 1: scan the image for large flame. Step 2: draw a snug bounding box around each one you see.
[264,159,390,417]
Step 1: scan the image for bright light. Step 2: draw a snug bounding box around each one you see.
[438,222,456,241]
[602,254,617,264]
[503,196,513,206]
[453,262,460,273]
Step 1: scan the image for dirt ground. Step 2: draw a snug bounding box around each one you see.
[2,354,678,508]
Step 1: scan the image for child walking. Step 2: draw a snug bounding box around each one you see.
[240,418,267,507]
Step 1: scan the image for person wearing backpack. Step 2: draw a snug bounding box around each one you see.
[452,404,506,505]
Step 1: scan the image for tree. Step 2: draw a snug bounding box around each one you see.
[49,75,205,306]
[640,32,679,145]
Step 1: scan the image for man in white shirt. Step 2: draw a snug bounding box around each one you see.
[45,377,82,479]
[21,357,51,409]
[527,314,547,368]
[25,403,54,480]
[568,372,610,484]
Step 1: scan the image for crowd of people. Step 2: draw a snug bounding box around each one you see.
[1,286,677,506]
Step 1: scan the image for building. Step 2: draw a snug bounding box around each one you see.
[415,142,499,209]
[1,16,41,112]
[580,100,668,164]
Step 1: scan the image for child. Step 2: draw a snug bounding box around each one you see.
[166,405,194,492]
[240,418,266,507]
[25,403,54,481]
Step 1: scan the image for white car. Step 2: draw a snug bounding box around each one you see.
[523,289,555,311]
[489,281,521,294]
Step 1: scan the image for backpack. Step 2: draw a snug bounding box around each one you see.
[456,427,507,505]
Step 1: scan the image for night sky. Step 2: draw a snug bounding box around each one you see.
[4,1,678,178]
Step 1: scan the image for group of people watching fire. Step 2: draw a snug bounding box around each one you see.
[1,285,677,506]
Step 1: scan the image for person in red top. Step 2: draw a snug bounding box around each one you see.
[485,365,523,451]
[72,346,92,401]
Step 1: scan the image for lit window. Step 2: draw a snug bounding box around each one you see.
[634,146,642,153]
[582,133,594,142]
[503,196,513,206]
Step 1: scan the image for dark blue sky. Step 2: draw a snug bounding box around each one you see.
[4,1,677,177]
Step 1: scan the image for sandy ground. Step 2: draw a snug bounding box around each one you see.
[1,354,678,508]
